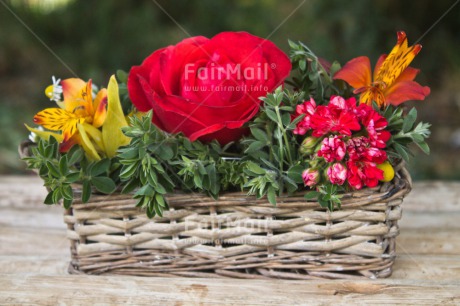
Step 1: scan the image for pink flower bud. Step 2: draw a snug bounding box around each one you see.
[327,163,347,185]
[302,168,320,187]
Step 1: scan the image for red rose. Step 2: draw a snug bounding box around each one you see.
[128,31,291,144]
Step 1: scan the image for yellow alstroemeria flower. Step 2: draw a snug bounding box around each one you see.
[102,75,131,158]
[334,31,430,107]
[33,78,108,159]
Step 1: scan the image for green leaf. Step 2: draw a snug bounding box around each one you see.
[245,141,265,154]
[116,69,128,83]
[411,133,425,143]
[66,172,80,183]
[155,193,167,208]
[394,143,410,162]
[117,147,138,160]
[265,109,278,122]
[147,170,158,186]
[91,159,111,176]
[402,108,417,133]
[91,177,116,194]
[287,165,304,184]
[46,161,60,177]
[304,191,320,200]
[121,179,138,194]
[63,198,72,209]
[135,185,154,197]
[61,185,73,201]
[146,199,155,218]
[154,201,163,217]
[246,162,266,175]
[39,165,48,177]
[267,186,276,206]
[67,146,84,165]
[283,175,298,194]
[82,180,91,203]
[206,163,219,195]
[58,156,69,175]
[299,59,306,71]
[193,175,203,189]
[318,197,329,208]
[44,191,55,205]
[416,141,430,155]
[155,145,174,160]
[153,183,167,195]
[250,127,268,142]
[120,163,137,178]
[281,112,291,126]
[52,188,62,203]
[330,61,341,76]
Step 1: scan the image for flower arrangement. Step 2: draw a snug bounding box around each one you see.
[23,31,430,216]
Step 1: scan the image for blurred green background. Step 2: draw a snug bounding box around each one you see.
[1,0,459,179]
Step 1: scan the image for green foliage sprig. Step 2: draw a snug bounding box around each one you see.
[383,106,431,163]
[22,137,118,208]
[118,112,248,217]
[241,87,306,204]
[287,40,350,101]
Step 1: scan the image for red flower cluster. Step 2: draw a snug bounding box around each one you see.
[294,95,390,190]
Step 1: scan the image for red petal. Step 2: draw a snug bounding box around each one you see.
[191,125,249,145]
[384,80,430,106]
[334,56,372,89]
[153,92,260,126]
[160,36,209,95]
[127,71,153,112]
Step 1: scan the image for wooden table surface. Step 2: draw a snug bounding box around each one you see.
[0,176,459,305]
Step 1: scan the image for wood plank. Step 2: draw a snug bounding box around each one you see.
[400,211,460,229]
[1,254,458,282]
[403,181,460,212]
[0,176,47,209]
[396,229,460,255]
[0,227,67,256]
[0,256,69,275]
[392,255,460,281]
[0,276,458,305]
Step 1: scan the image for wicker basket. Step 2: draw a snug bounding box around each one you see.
[63,163,411,280]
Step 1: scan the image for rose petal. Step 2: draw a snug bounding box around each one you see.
[160,36,209,95]
[128,69,155,112]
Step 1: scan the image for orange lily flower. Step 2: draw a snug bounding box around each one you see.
[33,78,108,156]
[334,31,430,107]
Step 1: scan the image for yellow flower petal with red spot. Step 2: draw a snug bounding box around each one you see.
[92,88,108,128]
[25,124,64,142]
[60,78,86,112]
[33,108,85,141]
[80,80,94,116]
[374,32,422,88]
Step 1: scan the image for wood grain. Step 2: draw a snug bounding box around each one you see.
[1,176,459,305]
